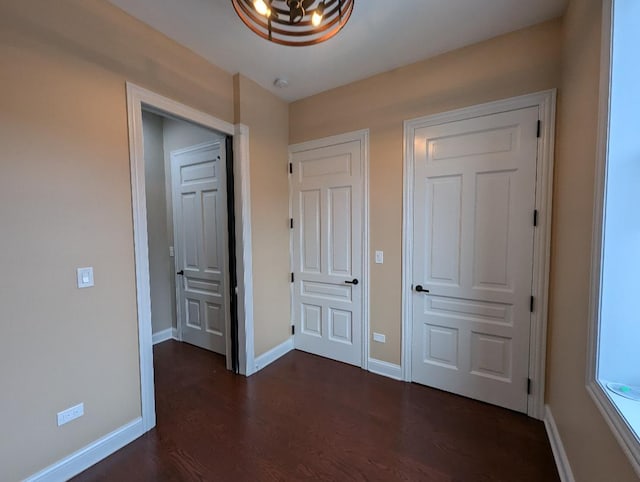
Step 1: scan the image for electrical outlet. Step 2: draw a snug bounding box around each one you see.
[373,332,386,343]
[375,251,384,264]
[169,246,175,257]
[57,403,84,426]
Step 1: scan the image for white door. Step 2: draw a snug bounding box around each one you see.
[172,140,229,355]
[291,137,365,366]
[411,107,539,413]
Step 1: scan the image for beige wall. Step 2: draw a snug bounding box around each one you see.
[3,0,637,480]
[546,0,638,480]
[143,111,173,334]
[0,1,233,480]
[234,74,291,357]
[290,19,562,364]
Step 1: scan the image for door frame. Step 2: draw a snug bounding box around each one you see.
[126,82,255,433]
[288,129,370,370]
[401,90,556,419]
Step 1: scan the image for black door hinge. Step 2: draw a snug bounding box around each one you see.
[289,162,293,174]
[291,272,295,283]
[536,120,541,138]
[291,325,295,335]
[533,209,538,227]
[290,218,294,229]
[527,378,532,394]
[530,296,534,313]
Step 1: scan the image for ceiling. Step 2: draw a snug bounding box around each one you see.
[109,0,567,102]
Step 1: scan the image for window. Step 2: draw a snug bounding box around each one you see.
[589,0,640,472]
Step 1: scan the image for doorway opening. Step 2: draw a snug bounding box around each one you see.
[142,111,236,360]
[126,83,254,433]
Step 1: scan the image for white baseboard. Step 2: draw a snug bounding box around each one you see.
[368,358,403,381]
[544,405,575,482]
[253,337,294,373]
[152,327,178,345]
[26,417,144,482]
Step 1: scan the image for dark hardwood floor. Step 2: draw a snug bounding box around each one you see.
[74,341,559,481]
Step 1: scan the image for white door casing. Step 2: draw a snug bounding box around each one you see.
[127,82,256,436]
[410,106,539,413]
[290,131,369,367]
[171,140,230,355]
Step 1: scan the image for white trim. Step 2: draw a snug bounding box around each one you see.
[25,418,144,482]
[288,129,369,153]
[134,86,234,135]
[401,90,557,420]
[543,406,575,482]
[587,381,640,476]
[288,151,295,356]
[368,359,403,381]
[362,131,370,370]
[586,0,613,394]
[125,82,254,434]
[126,83,156,432]
[288,129,370,370]
[234,124,255,376]
[586,0,640,475]
[253,337,294,373]
[152,327,178,345]
[401,117,415,383]
[528,91,557,420]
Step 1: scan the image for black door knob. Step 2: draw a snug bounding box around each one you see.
[415,285,429,293]
[345,279,359,285]
[177,270,184,276]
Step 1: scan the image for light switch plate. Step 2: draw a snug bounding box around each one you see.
[375,251,384,264]
[373,332,386,343]
[77,267,94,288]
[169,246,175,258]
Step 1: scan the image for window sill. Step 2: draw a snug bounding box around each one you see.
[601,380,640,438]
[588,379,640,475]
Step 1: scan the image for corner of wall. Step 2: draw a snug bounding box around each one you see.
[233,73,242,124]
[234,74,292,358]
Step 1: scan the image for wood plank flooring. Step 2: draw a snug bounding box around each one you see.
[74,340,559,481]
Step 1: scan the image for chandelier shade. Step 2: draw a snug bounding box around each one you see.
[231,0,354,47]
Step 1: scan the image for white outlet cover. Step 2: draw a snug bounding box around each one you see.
[77,267,94,288]
[373,332,386,343]
[57,403,84,426]
[375,251,384,264]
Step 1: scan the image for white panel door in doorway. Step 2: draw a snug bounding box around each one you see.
[291,136,366,367]
[172,141,230,355]
[411,107,539,413]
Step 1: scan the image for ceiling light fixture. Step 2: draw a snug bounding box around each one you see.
[232,0,354,47]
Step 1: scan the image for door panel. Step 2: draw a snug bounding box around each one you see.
[292,139,364,366]
[412,107,538,413]
[172,141,229,355]
[202,190,220,272]
[426,175,462,286]
[473,170,514,289]
[301,190,321,273]
[328,186,352,276]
